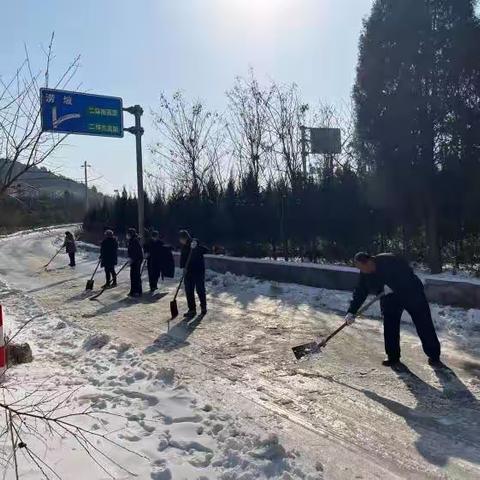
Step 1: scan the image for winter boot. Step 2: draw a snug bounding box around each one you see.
[382,358,401,367]
[428,357,444,368]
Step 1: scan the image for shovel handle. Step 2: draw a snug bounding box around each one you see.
[173,248,194,301]
[89,260,101,281]
[322,322,348,346]
[319,292,385,348]
[117,260,129,276]
[43,244,64,268]
[356,291,385,316]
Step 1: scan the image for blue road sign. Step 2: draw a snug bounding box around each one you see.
[40,88,124,138]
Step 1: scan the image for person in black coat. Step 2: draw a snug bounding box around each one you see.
[100,230,118,288]
[144,230,164,292]
[64,231,76,267]
[127,228,143,297]
[345,252,441,367]
[179,230,208,318]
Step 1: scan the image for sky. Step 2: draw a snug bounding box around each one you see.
[1,0,374,194]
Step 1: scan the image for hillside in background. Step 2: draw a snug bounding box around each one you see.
[0,160,108,234]
[0,159,104,201]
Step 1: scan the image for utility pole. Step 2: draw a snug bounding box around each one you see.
[123,105,145,243]
[81,161,91,213]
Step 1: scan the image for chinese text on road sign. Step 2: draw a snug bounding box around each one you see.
[40,88,124,138]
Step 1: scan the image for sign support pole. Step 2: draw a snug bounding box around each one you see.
[300,125,308,178]
[124,105,145,243]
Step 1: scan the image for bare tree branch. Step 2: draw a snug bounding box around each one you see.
[0,34,80,198]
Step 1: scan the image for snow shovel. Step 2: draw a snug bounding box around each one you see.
[170,249,193,319]
[42,244,64,270]
[85,260,101,290]
[89,260,129,300]
[292,291,385,360]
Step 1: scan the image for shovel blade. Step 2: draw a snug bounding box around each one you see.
[170,299,178,319]
[85,279,94,291]
[292,341,321,360]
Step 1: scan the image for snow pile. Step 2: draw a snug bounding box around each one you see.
[0,223,80,242]
[204,269,480,354]
[208,270,258,292]
[0,279,316,479]
[467,309,480,326]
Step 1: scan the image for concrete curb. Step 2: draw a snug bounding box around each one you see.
[76,243,480,309]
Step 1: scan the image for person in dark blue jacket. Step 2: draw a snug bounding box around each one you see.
[127,228,143,297]
[345,252,441,367]
[64,231,76,267]
[100,230,118,288]
[144,230,164,292]
[179,230,208,318]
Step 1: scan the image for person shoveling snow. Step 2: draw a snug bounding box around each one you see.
[345,252,442,367]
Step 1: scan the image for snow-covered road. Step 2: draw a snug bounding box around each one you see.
[1,227,480,479]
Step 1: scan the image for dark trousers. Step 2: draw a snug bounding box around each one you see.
[129,261,142,295]
[68,252,75,266]
[381,292,441,361]
[147,260,160,291]
[104,265,117,285]
[184,272,206,312]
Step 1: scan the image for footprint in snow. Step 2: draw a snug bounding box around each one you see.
[150,468,172,480]
[169,439,213,453]
[161,414,203,425]
[113,388,159,406]
[118,431,141,442]
[188,451,213,468]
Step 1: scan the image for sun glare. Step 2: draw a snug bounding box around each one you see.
[225,0,290,19]
[215,0,308,30]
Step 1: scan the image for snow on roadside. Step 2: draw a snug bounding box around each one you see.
[206,270,480,354]
[0,281,317,479]
[0,223,80,242]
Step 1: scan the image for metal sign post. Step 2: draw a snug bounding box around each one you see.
[123,105,145,243]
[300,126,308,177]
[40,87,145,243]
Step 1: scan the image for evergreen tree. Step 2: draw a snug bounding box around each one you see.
[354,0,480,272]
